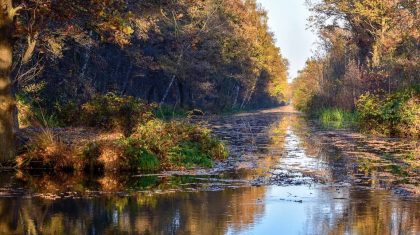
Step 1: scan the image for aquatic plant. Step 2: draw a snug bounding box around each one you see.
[317,108,359,129]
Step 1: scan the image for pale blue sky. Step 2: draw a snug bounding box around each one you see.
[256,0,317,81]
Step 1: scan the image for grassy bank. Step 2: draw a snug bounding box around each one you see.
[315,108,359,129]
[302,88,419,138]
[16,93,228,172]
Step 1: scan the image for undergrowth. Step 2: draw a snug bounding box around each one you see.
[17,94,228,172]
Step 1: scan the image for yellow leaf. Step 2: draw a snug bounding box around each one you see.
[123,26,134,35]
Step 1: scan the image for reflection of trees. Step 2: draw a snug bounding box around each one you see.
[1,112,418,234]
[269,115,420,235]
[269,115,320,157]
[0,187,266,234]
[303,189,420,235]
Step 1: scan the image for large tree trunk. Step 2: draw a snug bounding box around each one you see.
[0,0,17,162]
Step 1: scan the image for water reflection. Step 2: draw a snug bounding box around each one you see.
[0,187,266,235]
[0,185,418,234]
[0,110,419,234]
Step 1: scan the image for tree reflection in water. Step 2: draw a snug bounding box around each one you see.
[0,185,418,234]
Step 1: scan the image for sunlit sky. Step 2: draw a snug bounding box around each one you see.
[256,0,318,81]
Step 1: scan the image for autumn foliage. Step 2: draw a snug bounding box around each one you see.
[292,0,419,137]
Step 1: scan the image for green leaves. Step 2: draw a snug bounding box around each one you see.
[356,89,420,137]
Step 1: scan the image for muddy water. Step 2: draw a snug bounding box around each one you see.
[0,108,419,235]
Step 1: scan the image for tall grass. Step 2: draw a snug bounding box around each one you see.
[317,108,359,129]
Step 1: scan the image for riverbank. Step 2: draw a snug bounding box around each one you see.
[14,124,227,172]
[8,106,419,197]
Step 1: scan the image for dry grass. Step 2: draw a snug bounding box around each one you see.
[16,118,228,172]
[16,129,79,170]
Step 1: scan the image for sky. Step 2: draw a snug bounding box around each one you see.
[256,0,318,81]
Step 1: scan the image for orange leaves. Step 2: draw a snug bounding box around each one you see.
[14,0,134,47]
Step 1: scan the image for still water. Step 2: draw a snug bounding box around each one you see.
[0,109,419,235]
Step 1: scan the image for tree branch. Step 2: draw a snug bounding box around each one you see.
[22,34,38,64]
[7,5,22,21]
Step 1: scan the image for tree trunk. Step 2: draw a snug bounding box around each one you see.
[147,86,155,103]
[232,85,240,108]
[0,0,17,162]
[159,74,176,106]
[177,80,184,108]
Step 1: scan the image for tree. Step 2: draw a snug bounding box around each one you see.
[0,0,133,162]
[1,0,290,162]
[0,0,20,161]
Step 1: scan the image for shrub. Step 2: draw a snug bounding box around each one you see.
[81,93,156,136]
[16,95,229,172]
[130,119,228,169]
[356,89,419,137]
[118,138,160,171]
[16,94,60,128]
[168,142,213,168]
[54,101,80,126]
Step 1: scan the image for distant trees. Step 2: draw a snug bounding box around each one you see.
[16,0,288,112]
[292,0,419,136]
[293,0,419,111]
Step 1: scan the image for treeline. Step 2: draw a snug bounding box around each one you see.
[1,0,288,161]
[292,0,419,137]
[13,0,288,115]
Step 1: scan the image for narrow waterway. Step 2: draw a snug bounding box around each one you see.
[0,108,418,234]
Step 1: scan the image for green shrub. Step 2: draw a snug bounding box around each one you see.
[155,104,189,119]
[128,119,228,169]
[54,101,80,126]
[81,93,156,135]
[133,152,160,172]
[168,142,213,168]
[356,89,419,137]
[16,93,60,128]
[118,138,160,171]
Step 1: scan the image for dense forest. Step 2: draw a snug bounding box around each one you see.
[0,0,288,162]
[292,0,419,137]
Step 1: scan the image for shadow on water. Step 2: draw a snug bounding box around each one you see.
[0,109,419,234]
